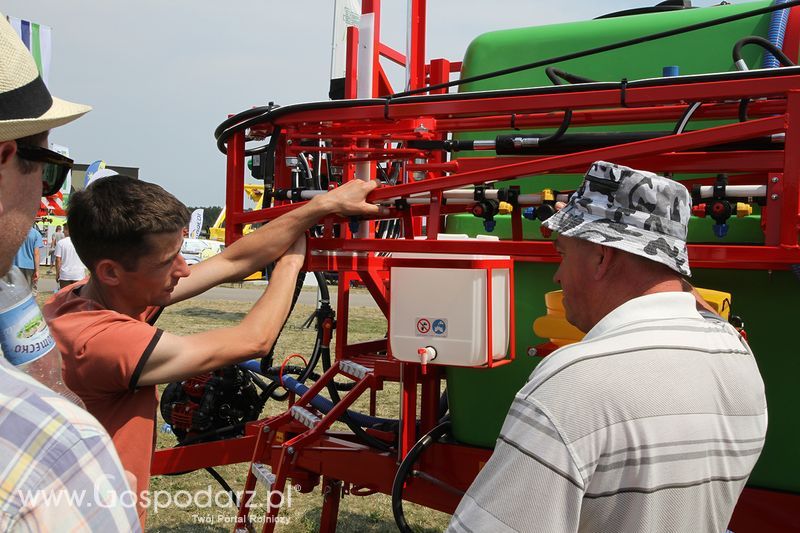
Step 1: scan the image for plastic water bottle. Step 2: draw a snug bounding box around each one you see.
[0,267,85,407]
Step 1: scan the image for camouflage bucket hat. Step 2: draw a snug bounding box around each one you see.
[542,161,692,276]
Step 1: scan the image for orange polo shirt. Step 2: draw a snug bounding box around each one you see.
[43,282,162,525]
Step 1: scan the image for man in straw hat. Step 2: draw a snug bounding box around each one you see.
[0,13,140,531]
[449,162,767,532]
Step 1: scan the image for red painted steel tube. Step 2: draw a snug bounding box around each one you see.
[319,478,343,533]
[224,131,245,245]
[408,0,427,91]
[345,26,358,99]
[780,91,800,247]
[435,99,786,132]
[379,43,406,66]
[400,363,418,458]
[364,116,785,201]
[258,75,800,126]
[453,152,785,175]
[152,435,256,475]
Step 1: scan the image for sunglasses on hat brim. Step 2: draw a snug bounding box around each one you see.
[16,143,73,197]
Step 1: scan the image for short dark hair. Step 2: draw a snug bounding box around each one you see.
[15,131,49,174]
[68,175,190,271]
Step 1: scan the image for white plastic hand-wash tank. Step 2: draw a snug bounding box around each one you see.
[389,234,510,368]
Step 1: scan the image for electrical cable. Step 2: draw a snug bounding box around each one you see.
[673,101,703,134]
[392,421,454,533]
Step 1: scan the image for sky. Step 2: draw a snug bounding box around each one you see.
[4,0,719,206]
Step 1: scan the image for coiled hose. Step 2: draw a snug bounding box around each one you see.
[764,0,792,69]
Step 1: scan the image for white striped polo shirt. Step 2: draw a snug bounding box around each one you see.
[448,292,767,533]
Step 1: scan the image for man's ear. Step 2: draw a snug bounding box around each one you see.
[0,140,16,166]
[593,244,617,281]
[93,259,125,287]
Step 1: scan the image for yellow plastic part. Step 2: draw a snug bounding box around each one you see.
[498,201,513,214]
[541,189,555,202]
[533,286,732,347]
[209,184,267,280]
[694,287,732,320]
[735,202,753,218]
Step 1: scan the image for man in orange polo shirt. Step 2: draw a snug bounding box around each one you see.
[44,174,379,524]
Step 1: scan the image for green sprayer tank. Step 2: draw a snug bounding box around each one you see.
[444,0,800,497]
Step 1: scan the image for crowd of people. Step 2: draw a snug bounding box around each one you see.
[0,10,767,533]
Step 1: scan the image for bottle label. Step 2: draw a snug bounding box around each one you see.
[0,294,54,366]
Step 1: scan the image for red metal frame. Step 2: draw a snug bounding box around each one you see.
[163,3,800,532]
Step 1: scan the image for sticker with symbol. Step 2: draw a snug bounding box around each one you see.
[416,318,431,335]
[432,319,448,337]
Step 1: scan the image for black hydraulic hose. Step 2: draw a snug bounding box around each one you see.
[215,67,800,158]
[389,0,800,98]
[438,389,449,422]
[205,467,239,506]
[739,98,751,122]
[544,66,596,85]
[732,35,795,70]
[539,67,596,145]
[213,104,275,140]
[392,421,454,533]
[493,130,782,155]
[731,35,794,123]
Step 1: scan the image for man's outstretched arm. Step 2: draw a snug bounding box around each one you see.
[135,238,306,387]
[169,179,381,304]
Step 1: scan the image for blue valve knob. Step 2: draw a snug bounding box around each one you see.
[712,223,729,238]
[483,219,496,232]
[522,207,537,220]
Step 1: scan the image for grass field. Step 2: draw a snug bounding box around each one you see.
[141,297,452,532]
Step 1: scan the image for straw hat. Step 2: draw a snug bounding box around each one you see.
[0,13,90,142]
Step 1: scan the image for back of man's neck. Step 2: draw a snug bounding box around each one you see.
[80,279,146,319]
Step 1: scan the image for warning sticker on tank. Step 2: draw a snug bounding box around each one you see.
[415,317,447,337]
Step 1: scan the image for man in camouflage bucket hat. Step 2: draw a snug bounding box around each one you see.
[448,161,766,533]
[543,160,692,276]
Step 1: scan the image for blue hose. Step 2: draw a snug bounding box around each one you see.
[764,0,791,68]
[238,360,398,428]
